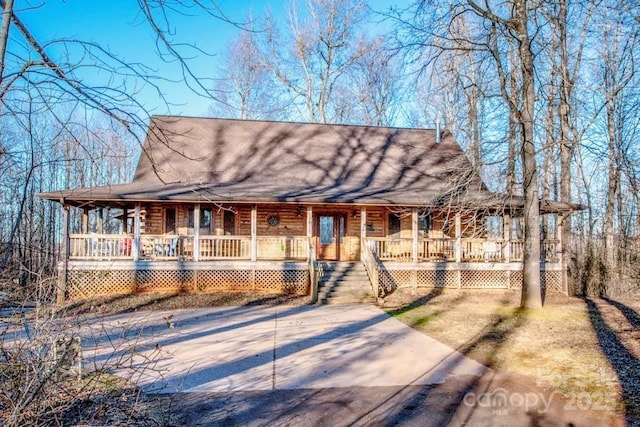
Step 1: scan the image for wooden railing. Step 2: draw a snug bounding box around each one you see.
[361,239,380,297]
[140,235,191,260]
[199,236,250,260]
[510,240,524,261]
[461,238,505,262]
[365,237,456,262]
[364,237,559,263]
[69,234,309,261]
[69,234,133,260]
[420,238,456,261]
[366,238,413,261]
[542,239,560,263]
[256,236,309,260]
[309,239,319,303]
[69,234,559,264]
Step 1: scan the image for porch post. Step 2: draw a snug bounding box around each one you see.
[251,204,257,262]
[122,207,128,234]
[306,206,313,260]
[98,208,104,234]
[133,203,141,261]
[557,213,567,295]
[57,204,70,305]
[455,213,462,263]
[82,208,89,234]
[411,208,419,263]
[360,206,367,258]
[504,212,511,262]
[193,203,200,261]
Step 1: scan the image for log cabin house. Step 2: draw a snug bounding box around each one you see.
[39,116,581,303]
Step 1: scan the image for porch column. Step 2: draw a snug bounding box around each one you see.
[412,208,419,263]
[193,203,200,261]
[132,203,141,261]
[504,212,511,262]
[57,203,70,305]
[306,206,313,260]
[82,208,89,234]
[557,213,567,294]
[251,204,257,262]
[360,207,367,258]
[98,208,104,234]
[122,207,128,234]
[455,213,462,263]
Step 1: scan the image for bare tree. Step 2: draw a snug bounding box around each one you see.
[341,37,403,126]
[210,31,280,120]
[259,0,370,123]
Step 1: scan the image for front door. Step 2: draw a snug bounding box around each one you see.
[316,214,346,260]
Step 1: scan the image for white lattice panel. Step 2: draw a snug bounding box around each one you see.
[416,270,458,288]
[542,271,563,293]
[136,270,193,292]
[67,270,135,300]
[378,270,413,297]
[255,270,308,294]
[509,271,563,293]
[461,270,510,289]
[510,271,523,289]
[197,270,254,292]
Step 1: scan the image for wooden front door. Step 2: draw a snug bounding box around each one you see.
[316,214,346,260]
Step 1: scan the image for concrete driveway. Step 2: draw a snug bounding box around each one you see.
[78,304,618,426]
[83,304,486,393]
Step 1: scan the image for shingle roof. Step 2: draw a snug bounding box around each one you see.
[38,116,581,212]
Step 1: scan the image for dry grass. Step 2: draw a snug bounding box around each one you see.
[384,289,640,421]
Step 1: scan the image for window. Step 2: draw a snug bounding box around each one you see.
[485,216,503,239]
[388,214,401,236]
[188,208,212,229]
[165,208,176,234]
[223,210,235,235]
[419,214,432,234]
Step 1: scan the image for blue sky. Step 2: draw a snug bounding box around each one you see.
[18,0,408,117]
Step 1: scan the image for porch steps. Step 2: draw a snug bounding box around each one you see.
[317,262,376,305]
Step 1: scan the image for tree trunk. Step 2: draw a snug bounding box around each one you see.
[516,0,542,309]
[0,0,15,83]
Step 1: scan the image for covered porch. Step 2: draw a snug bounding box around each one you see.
[56,200,569,301]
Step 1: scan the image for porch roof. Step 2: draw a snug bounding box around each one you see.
[39,116,583,213]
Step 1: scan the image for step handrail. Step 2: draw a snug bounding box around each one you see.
[361,239,381,301]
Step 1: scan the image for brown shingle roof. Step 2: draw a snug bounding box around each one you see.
[40,116,581,212]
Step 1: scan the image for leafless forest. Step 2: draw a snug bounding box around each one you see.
[1,0,639,302]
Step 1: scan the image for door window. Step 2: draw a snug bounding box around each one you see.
[319,216,334,244]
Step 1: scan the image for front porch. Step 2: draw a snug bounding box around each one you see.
[55,202,569,302]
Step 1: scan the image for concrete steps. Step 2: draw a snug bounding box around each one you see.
[317,262,376,305]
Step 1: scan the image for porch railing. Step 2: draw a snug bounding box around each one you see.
[364,237,559,263]
[361,239,380,298]
[461,238,505,262]
[199,236,250,260]
[69,234,132,260]
[69,234,559,263]
[140,235,191,260]
[256,236,309,260]
[69,234,310,261]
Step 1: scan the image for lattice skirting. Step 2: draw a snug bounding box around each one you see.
[375,267,565,296]
[508,270,564,293]
[461,270,511,289]
[64,266,309,301]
